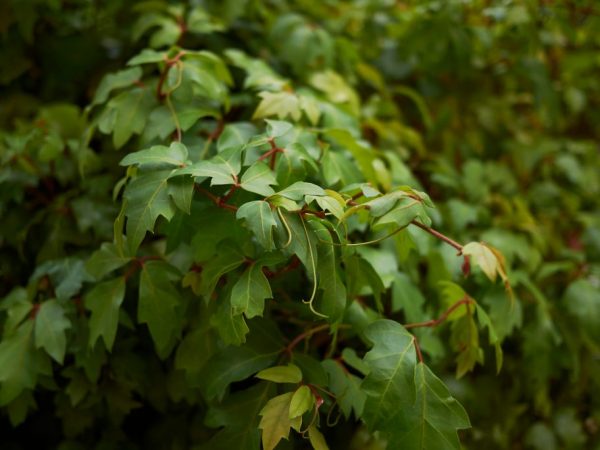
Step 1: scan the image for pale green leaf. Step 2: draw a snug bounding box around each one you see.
[253,91,302,121]
[256,364,302,384]
[277,182,326,201]
[266,119,293,138]
[462,242,500,282]
[120,142,188,168]
[289,385,313,418]
[259,392,299,450]
[308,424,330,450]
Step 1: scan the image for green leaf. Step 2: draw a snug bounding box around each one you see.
[277,182,326,201]
[167,175,194,214]
[475,305,503,372]
[175,320,215,384]
[120,142,188,168]
[231,262,273,318]
[200,322,281,400]
[240,161,278,196]
[236,201,278,251]
[289,385,313,418]
[218,122,257,150]
[268,194,301,211]
[0,289,32,336]
[85,277,126,351]
[265,119,293,138]
[176,146,242,185]
[92,67,142,105]
[198,245,246,298]
[563,279,600,340]
[34,299,71,363]
[309,192,345,220]
[361,320,416,432]
[0,321,51,406]
[462,242,498,280]
[374,197,429,229]
[225,49,287,90]
[451,313,481,378]
[277,212,319,282]
[321,150,363,186]
[323,129,375,183]
[392,273,426,321]
[138,261,181,354]
[256,364,302,384]
[98,87,156,149]
[32,258,92,300]
[253,91,302,121]
[322,359,365,419]
[124,170,177,253]
[211,288,250,346]
[202,382,274,450]
[308,425,330,450]
[259,392,301,450]
[86,243,131,280]
[127,48,166,65]
[395,363,470,450]
[316,231,347,322]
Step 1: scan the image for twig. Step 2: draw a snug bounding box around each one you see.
[284,324,351,355]
[284,324,331,354]
[410,220,463,252]
[413,337,424,363]
[194,185,238,212]
[404,297,474,329]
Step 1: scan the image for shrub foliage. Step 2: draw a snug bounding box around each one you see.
[1,1,599,449]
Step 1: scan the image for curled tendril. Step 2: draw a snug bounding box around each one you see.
[276,207,293,248]
[300,215,328,318]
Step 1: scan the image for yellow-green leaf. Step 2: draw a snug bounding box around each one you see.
[256,364,302,384]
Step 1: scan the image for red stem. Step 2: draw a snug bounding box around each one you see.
[404,297,474,329]
[284,324,330,354]
[194,186,238,212]
[263,256,300,278]
[413,337,424,363]
[410,220,463,252]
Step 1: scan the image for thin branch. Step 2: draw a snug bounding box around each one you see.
[284,324,351,355]
[263,256,300,278]
[284,324,331,354]
[413,337,424,363]
[194,185,238,212]
[404,297,474,329]
[410,219,463,252]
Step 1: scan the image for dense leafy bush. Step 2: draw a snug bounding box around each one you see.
[1,1,599,449]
